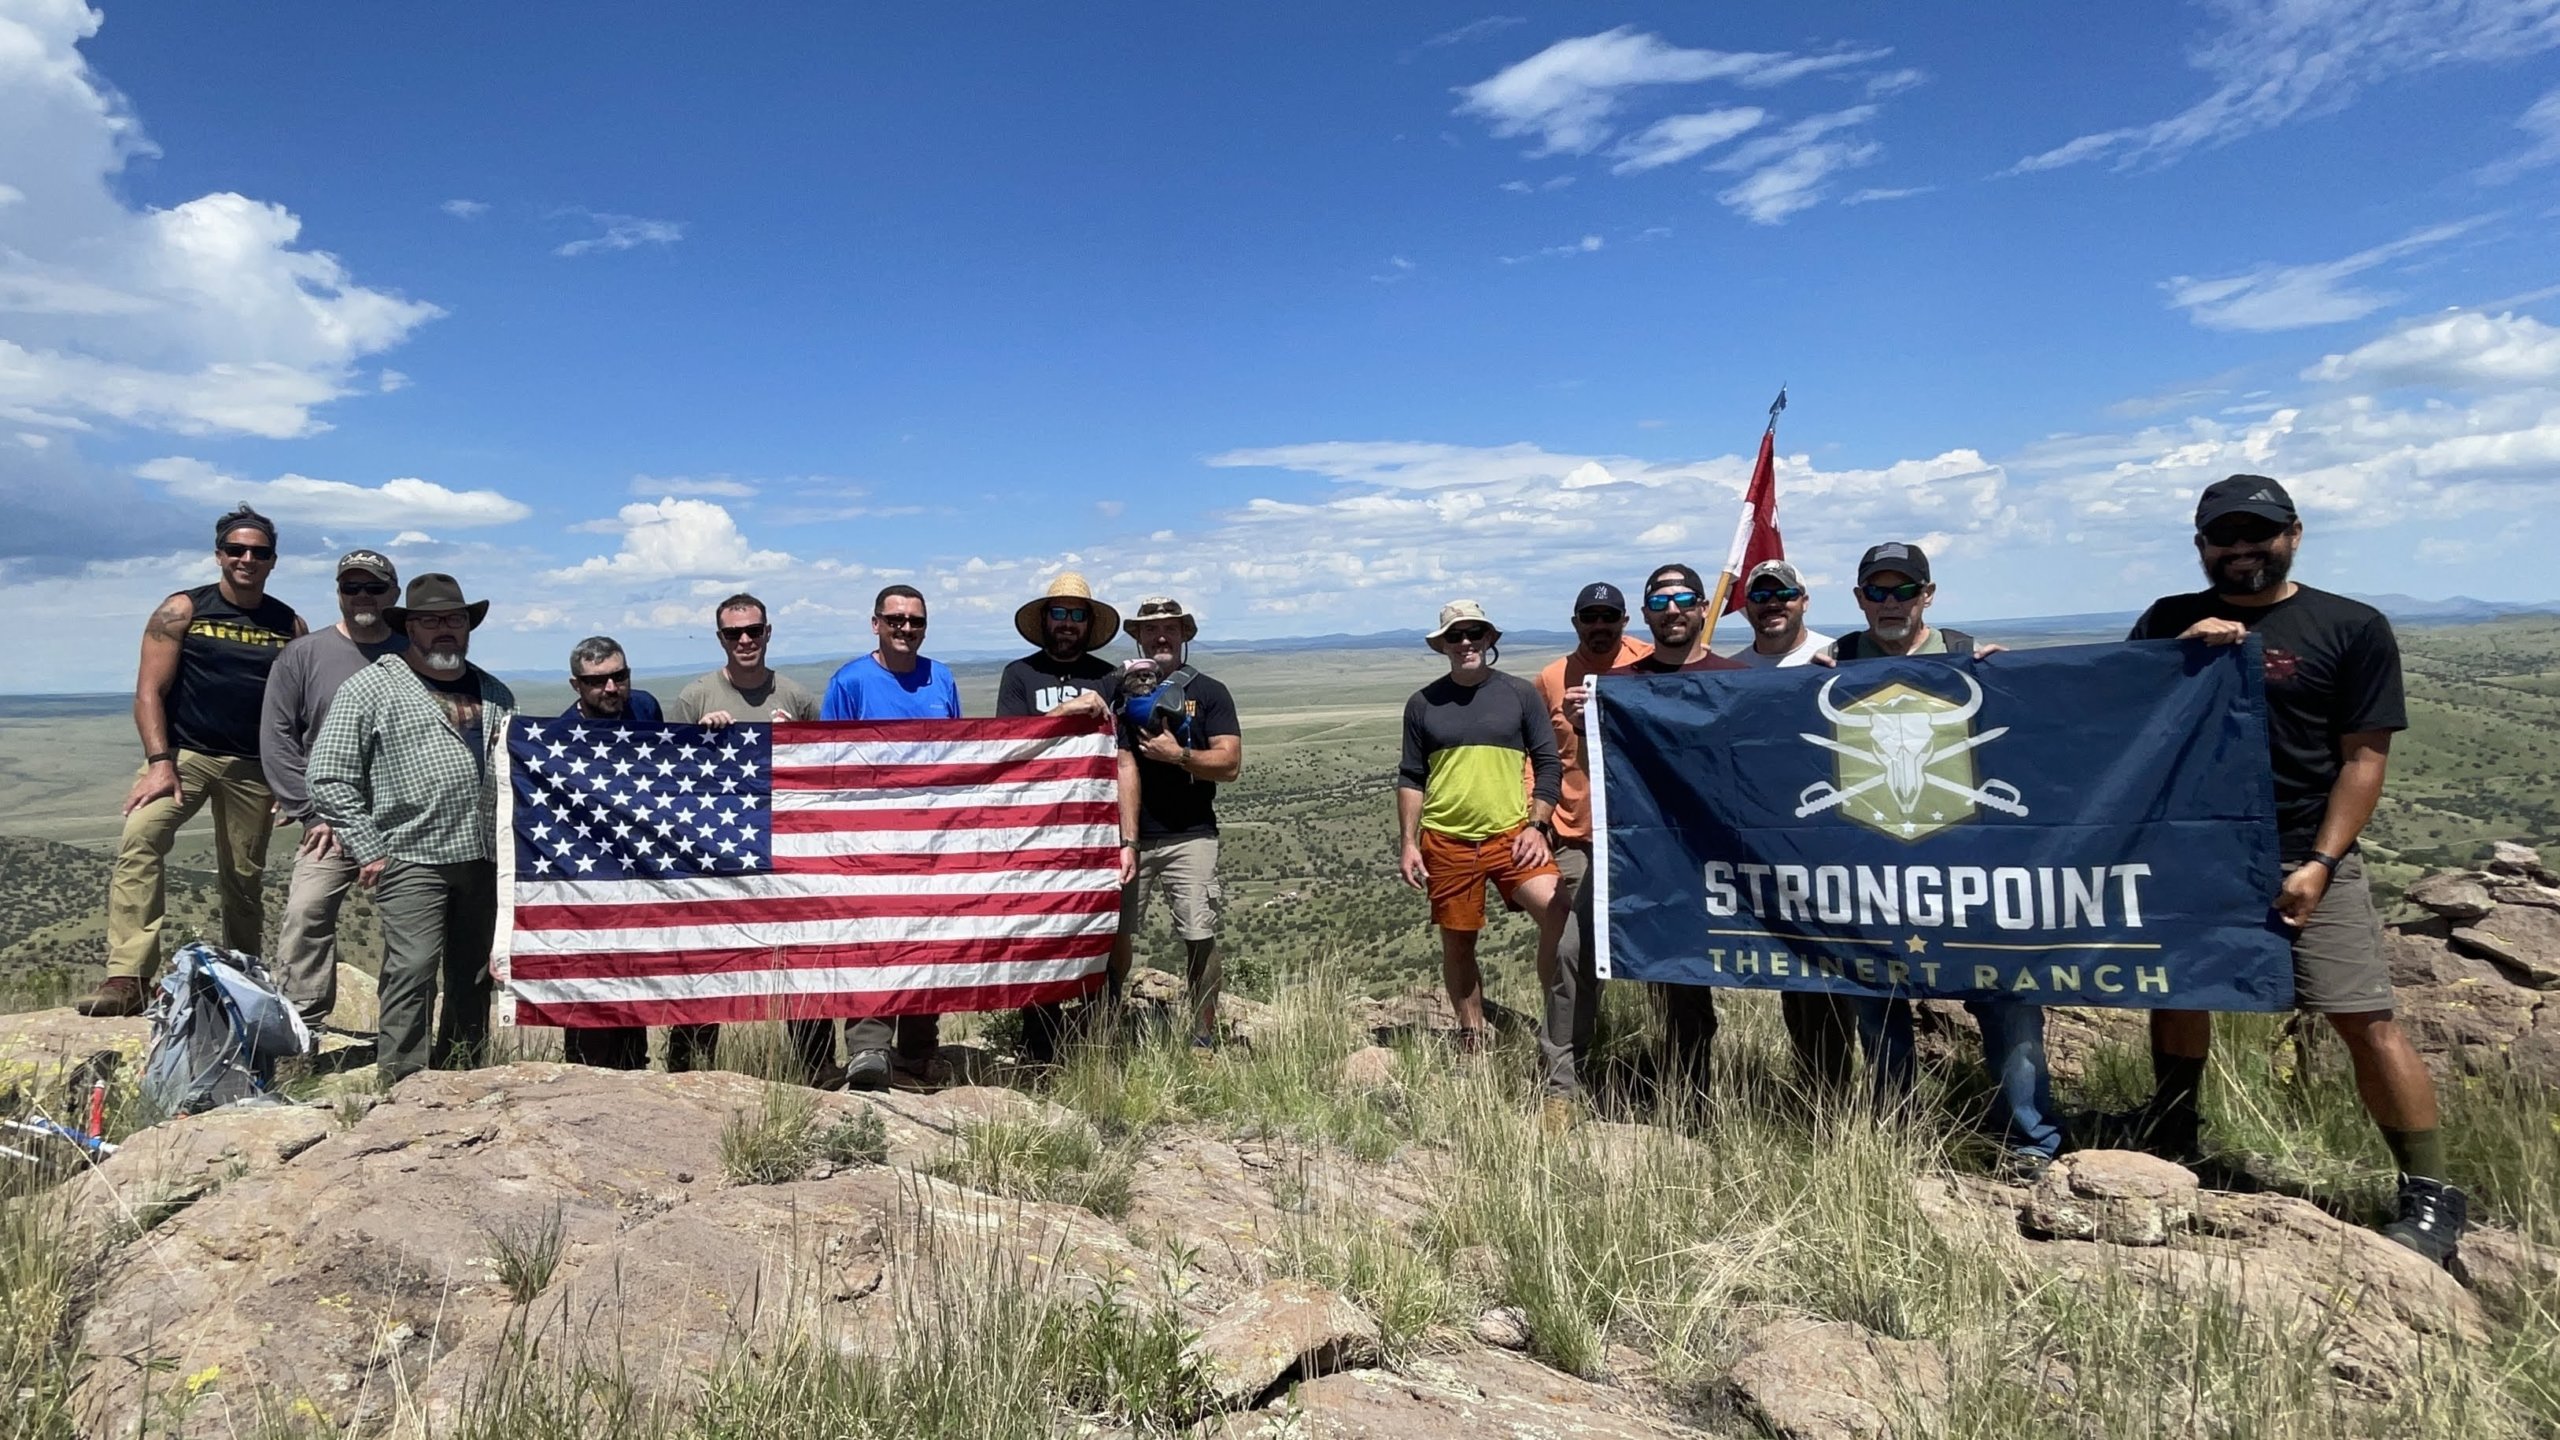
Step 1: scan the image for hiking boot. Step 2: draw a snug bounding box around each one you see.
[2380,1175,2468,1267]
[845,1049,893,1091]
[2079,1101,2203,1166]
[1995,1148,2057,1185]
[74,976,145,1018]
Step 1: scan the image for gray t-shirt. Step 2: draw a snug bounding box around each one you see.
[259,625,409,820]
[1725,627,1834,669]
[669,667,821,724]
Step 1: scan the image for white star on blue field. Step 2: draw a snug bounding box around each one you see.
[511,720,772,878]
[6,0,2559,689]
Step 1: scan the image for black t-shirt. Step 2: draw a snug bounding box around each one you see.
[1120,669,1241,839]
[167,584,300,759]
[996,651,1121,718]
[2128,584,2405,861]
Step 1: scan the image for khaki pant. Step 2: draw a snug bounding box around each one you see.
[107,750,274,982]
[272,838,359,1026]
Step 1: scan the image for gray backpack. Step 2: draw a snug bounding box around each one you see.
[139,942,312,1117]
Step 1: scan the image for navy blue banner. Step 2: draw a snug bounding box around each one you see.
[1590,639,2291,1011]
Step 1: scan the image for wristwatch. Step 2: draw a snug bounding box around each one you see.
[1532,819,1557,842]
[145,750,175,765]
[2308,851,2344,874]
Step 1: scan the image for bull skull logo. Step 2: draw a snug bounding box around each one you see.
[1795,671,2027,840]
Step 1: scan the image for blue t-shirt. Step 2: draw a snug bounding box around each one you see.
[821,655,962,720]
[559,690,663,724]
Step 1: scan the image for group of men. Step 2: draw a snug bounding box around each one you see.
[1390,473,2464,1263]
[77,513,1243,1094]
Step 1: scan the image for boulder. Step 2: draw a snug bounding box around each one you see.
[2025,1150,2199,1246]
[1469,1305,1531,1350]
[1275,1348,1702,1440]
[72,1102,332,1236]
[2452,907,2560,990]
[1347,987,1529,1046]
[1122,965,1278,1047]
[1725,1319,1951,1440]
[2459,1227,2560,1304]
[2485,841,2547,879]
[2404,871,2494,923]
[1184,1280,1381,1411]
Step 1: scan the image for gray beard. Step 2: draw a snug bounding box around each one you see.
[422,650,466,673]
[1871,618,1912,643]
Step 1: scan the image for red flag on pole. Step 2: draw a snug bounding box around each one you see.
[1719,425,1785,615]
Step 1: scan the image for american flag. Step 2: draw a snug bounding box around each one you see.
[492,713,1120,1028]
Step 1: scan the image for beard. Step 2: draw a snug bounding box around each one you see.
[1870,616,1912,642]
[347,609,381,629]
[2207,547,2293,596]
[421,649,466,673]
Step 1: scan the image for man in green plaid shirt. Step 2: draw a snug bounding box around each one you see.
[308,574,518,1081]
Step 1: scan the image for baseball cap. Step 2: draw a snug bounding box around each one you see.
[2194,474,2297,529]
[1744,559,1804,591]
[336,549,398,585]
[1572,582,1628,615]
[1855,542,1931,585]
[1643,563,1707,596]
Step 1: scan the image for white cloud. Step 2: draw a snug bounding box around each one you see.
[0,4,440,439]
[440,198,489,219]
[549,498,792,580]
[1498,234,1604,264]
[629,472,759,498]
[1370,254,1417,283]
[1706,108,1884,223]
[553,210,685,258]
[1455,27,1888,156]
[134,456,532,529]
[2162,220,2482,331]
[1865,68,1927,98]
[1608,108,1765,173]
[1423,15,1524,48]
[2304,308,2560,386]
[2478,86,2560,182]
[2010,0,2560,173]
[1844,185,1932,205]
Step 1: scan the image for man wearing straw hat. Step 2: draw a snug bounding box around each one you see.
[306,574,518,1082]
[999,573,1141,1062]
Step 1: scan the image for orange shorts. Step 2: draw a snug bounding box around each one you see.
[1422,826,1559,932]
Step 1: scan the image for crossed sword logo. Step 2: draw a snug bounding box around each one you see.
[1793,670,2030,821]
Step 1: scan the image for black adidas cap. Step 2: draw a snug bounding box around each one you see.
[2194,474,2297,529]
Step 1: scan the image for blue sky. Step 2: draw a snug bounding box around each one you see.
[4,0,2559,690]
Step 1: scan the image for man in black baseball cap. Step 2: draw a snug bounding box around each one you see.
[2122,473,2466,1265]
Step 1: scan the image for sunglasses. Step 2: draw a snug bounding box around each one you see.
[1574,608,1625,625]
[337,581,392,597]
[2200,516,2288,547]
[1746,586,1805,605]
[1643,590,1703,613]
[717,624,769,643]
[572,667,631,687]
[1046,605,1090,623]
[1442,625,1493,645]
[219,543,276,561]
[1860,582,1925,603]
[876,614,928,629]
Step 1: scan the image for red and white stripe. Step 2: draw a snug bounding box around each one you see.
[494,714,1120,1028]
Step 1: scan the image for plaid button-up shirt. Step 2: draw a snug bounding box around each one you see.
[308,657,519,867]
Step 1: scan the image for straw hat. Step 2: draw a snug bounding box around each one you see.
[1013,572,1121,648]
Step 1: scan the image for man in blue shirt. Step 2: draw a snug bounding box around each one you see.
[823,585,961,1088]
[823,584,960,721]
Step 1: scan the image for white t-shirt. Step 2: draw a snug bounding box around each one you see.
[1723,628,1833,668]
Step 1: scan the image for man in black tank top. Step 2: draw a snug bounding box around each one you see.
[79,506,306,1017]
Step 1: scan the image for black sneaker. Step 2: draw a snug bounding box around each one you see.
[844,1049,893,1092]
[2380,1175,2467,1267]
[2078,1101,2203,1166]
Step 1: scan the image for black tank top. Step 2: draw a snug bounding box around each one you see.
[166,584,299,759]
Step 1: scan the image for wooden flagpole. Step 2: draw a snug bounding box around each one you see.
[1701,387,1787,649]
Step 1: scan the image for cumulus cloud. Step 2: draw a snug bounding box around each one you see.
[553,210,685,258]
[440,198,489,219]
[0,1,441,439]
[1455,27,1888,156]
[134,456,533,529]
[2303,308,2560,386]
[2477,86,2560,182]
[549,498,793,580]
[2161,220,2482,331]
[2010,0,2560,173]
[1608,108,1765,173]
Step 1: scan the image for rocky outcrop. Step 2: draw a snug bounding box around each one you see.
[1725,1319,1950,1440]
[2024,1149,2199,1246]
[2393,846,2560,1086]
[1187,1280,1382,1410]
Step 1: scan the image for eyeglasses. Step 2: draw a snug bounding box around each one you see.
[1046,605,1089,623]
[572,667,630,688]
[876,614,928,630]
[1574,608,1625,625]
[1643,590,1704,613]
[337,581,392,597]
[409,612,471,631]
[219,543,276,561]
[1745,586,1805,605]
[717,624,769,643]
[1442,625,1493,645]
[2200,516,2287,547]
[1860,582,1925,603]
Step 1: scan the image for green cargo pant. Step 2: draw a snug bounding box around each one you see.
[106,750,274,981]
[374,859,496,1082]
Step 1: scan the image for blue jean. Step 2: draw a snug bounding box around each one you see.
[1856,997,2063,1158]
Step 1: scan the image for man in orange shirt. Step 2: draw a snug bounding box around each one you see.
[1532,582,1650,1102]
